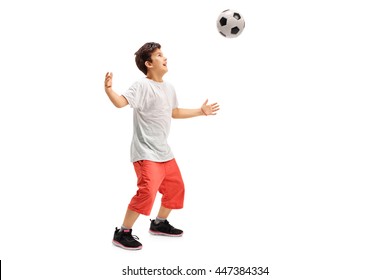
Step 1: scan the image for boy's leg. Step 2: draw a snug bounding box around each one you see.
[149,159,184,236]
[122,208,140,229]
[156,205,171,219]
[159,159,185,210]
[112,160,164,250]
[128,160,165,215]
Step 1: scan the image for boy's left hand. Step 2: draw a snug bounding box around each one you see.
[201,99,220,116]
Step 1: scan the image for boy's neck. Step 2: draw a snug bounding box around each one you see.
[146,73,164,83]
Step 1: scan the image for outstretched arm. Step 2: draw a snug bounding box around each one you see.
[104,72,128,108]
[172,99,220,119]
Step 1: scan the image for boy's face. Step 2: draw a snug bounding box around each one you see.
[147,48,168,75]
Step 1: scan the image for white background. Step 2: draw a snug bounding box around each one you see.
[1,0,389,279]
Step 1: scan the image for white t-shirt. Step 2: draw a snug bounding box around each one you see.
[122,78,178,162]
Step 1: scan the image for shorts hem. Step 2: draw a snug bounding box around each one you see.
[127,205,151,216]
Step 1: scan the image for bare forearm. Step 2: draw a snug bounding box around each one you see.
[105,88,128,108]
[172,108,204,119]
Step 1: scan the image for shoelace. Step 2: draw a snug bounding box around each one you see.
[152,219,180,232]
[162,220,180,232]
[122,231,140,241]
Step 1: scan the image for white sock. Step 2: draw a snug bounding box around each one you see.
[155,217,166,224]
[120,225,131,232]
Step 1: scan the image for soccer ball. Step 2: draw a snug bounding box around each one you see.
[216,9,245,38]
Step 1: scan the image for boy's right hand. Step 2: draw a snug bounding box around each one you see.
[105,72,113,89]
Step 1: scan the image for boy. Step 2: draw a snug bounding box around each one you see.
[104,42,219,250]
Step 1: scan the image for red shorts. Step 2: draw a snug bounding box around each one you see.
[128,159,185,215]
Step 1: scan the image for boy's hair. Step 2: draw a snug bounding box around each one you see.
[134,42,161,75]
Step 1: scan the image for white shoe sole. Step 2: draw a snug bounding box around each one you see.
[149,230,183,237]
[112,240,142,250]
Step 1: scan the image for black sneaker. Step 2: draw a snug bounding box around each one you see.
[112,227,142,250]
[149,220,183,237]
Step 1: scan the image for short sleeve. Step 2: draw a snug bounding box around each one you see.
[122,81,143,108]
[170,84,179,109]
[172,94,178,109]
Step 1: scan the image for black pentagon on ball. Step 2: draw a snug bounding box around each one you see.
[233,13,241,20]
[219,31,226,37]
[219,17,227,26]
[231,27,240,35]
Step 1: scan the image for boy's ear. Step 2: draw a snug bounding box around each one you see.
[145,61,152,68]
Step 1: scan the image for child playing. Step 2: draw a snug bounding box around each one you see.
[104,42,219,250]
